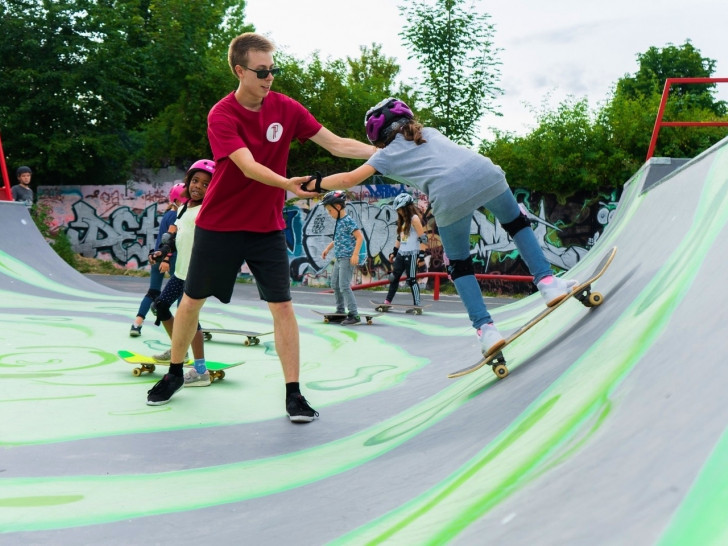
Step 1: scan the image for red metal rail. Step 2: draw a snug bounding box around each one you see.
[0,131,12,201]
[646,77,728,160]
[322,272,534,301]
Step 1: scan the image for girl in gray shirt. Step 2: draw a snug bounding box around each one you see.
[304,98,575,358]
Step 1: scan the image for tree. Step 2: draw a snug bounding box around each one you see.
[273,45,414,176]
[603,40,727,160]
[0,0,152,184]
[398,0,502,145]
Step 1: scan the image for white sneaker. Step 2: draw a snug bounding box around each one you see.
[184,368,211,387]
[477,324,506,357]
[537,276,578,307]
[152,349,189,363]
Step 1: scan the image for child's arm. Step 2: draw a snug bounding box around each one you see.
[412,216,428,268]
[350,229,363,266]
[322,241,334,259]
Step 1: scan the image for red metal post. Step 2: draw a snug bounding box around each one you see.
[0,131,12,201]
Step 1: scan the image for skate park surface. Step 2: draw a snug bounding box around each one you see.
[2,137,728,545]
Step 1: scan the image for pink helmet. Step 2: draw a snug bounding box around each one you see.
[168,182,186,204]
[187,159,215,177]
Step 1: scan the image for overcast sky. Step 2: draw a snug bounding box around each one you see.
[244,0,728,141]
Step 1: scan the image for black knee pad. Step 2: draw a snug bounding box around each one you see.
[152,298,172,322]
[447,257,474,280]
[501,212,531,237]
[145,288,161,300]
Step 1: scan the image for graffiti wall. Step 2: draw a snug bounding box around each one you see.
[37,179,620,291]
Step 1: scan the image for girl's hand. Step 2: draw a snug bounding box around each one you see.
[159,261,170,274]
[286,176,320,198]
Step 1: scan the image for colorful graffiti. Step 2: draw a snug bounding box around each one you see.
[37,181,620,285]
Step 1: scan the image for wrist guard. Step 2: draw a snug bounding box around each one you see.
[391,246,399,258]
[302,171,325,193]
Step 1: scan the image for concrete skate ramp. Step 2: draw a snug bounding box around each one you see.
[2,139,728,544]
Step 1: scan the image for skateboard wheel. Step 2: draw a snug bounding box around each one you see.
[218,370,225,380]
[492,364,509,379]
[132,368,142,377]
[253,338,260,345]
[243,339,251,347]
[415,309,423,315]
[588,292,603,306]
[203,332,212,341]
[366,319,373,325]
[376,306,384,312]
[323,317,330,323]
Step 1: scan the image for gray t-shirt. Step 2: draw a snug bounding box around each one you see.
[12,184,33,206]
[367,127,509,227]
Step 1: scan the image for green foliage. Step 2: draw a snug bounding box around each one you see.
[274,46,414,176]
[399,0,502,145]
[29,201,77,266]
[51,229,78,268]
[482,41,728,199]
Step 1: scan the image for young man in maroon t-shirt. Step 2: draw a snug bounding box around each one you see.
[146,33,375,422]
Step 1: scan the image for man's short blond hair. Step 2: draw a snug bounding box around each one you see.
[228,32,275,76]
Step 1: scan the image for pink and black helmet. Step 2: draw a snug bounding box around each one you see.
[168,182,187,204]
[364,97,414,144]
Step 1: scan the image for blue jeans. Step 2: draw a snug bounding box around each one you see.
[439,190,552,329]
[331,258,358,315]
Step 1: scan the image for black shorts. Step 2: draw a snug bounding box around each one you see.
[184,226,291,304]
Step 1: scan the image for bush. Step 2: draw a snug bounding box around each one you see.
[51,230,78,268]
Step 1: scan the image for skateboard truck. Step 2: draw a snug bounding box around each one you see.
[487,352,509,379]
[572,283,604,308]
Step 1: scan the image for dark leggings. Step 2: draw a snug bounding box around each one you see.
[386,253,420,306]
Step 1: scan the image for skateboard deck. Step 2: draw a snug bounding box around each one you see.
[448,246,617,380]
[370,300,431,315]
[311,310,382,325]
[118,350,243,382]
[200,328,273,346]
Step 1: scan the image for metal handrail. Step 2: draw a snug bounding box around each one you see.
[646,77,728,160]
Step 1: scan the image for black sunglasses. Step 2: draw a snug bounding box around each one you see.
[242,65,281,79]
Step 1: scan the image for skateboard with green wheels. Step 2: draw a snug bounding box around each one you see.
[448,246,617,380]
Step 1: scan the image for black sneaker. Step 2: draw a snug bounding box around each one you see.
[129,324,142,337]
[286,394,319,423]
[340,314,361,325]
[146,374,184,406]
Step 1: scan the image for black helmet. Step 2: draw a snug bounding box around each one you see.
[321,190,346,207]
[16,166,32,176]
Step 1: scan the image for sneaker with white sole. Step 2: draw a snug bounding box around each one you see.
[537,276,578,307]
[129,324,142,337]
[286,393,319,423]
[477,324,506,357]
[184,368,211,387]
[152,349,189,363]
[146,374,184,405]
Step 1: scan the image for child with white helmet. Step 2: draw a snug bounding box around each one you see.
[385,192,428,308]
[304,98,576,358]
